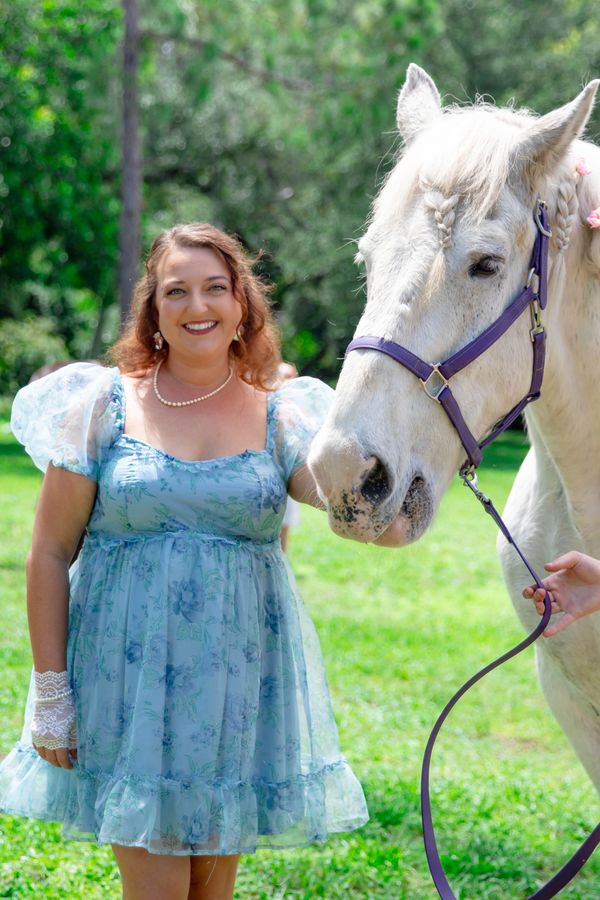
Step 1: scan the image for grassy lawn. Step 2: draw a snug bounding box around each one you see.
[1,421,599,898]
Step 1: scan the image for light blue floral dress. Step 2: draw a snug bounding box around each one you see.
[0,363,368,855]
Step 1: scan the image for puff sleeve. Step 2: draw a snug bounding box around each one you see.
[272,376,334,483]
[10,363,123,480]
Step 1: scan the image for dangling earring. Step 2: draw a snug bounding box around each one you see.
[153,331,164,351]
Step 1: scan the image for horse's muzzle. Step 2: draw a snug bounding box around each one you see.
[309,436,433,543]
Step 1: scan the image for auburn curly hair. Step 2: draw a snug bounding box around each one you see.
[109,223,281,389]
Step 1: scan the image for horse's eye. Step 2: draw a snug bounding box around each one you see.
[469,256,501,278]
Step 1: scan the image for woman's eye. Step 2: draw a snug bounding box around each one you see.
[166,288,183,296]
[209,284,227,292]
[469,256,501,278]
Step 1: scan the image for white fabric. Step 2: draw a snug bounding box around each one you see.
[282,496,301,528]
[31,670,77,751]
[10,362,119,479]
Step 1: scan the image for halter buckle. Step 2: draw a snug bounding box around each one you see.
[530,299,544,340]
[421,365,449,402]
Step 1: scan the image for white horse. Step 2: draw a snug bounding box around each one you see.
[309,64,600,790]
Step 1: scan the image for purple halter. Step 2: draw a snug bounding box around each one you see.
[345,201,600,898]
[346,201,550,476]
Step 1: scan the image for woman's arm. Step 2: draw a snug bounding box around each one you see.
[27,464,97,768]
[288,464,325,510]
[27,464,97,670]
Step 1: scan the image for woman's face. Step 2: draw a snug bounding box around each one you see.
[155,245,243,367]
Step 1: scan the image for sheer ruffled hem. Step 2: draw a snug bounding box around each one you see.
[0,744,368,855]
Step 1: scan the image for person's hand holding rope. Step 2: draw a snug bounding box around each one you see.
[523,551,600,636]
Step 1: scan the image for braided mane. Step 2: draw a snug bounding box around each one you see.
[371,99,600,280]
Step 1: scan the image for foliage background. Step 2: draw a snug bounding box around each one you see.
[1,0,600,393]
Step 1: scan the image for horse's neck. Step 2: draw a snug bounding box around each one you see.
[525,253,600,551]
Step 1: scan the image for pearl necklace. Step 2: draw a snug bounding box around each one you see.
[153,360,234,407]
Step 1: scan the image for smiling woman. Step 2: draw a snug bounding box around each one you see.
[0,223,373,900]
[111,223,281,391]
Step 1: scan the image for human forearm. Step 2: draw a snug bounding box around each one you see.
[26,549,71,672]
[25,464,96,671]
[23,466,94,767]
[288,464,326,509]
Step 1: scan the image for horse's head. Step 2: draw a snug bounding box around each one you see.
[309,65,599,544]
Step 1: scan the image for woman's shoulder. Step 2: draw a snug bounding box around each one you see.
[11,362,124,476]
[31,360,120,390]
[13,361,122,411]
[21,361,122,418]
[58,360,121,384]
[270,376,334,478]
[271,376,334,419]
[272,375,334,399]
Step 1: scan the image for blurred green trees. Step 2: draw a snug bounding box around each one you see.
[1,1,122,365]
[1,0,599,393]
[0,318,68,397]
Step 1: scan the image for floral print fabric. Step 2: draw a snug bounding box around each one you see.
[0,364,368,855]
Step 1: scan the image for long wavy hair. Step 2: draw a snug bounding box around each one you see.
[109,223,281,389]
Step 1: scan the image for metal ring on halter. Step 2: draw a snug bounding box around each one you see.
[461,465,477,485]
[421,365,449,402]
[462,470,490,504]
[535,204,553,238]
[526,267,540,293]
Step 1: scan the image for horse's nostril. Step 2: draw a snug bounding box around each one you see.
[400,475,428,519]
[360,457,392,505]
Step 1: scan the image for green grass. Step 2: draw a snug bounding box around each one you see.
[1,422,599,898]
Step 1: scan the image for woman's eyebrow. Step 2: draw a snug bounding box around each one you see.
[162,275,231,288]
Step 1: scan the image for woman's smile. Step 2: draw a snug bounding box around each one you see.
[182,320,218,334]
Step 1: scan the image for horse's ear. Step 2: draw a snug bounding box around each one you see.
[511,80,600,190]
[396,64,442,143]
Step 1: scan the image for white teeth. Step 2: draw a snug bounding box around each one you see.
[184,321,216,332]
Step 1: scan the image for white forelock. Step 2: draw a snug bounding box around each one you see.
[374,102,534,225]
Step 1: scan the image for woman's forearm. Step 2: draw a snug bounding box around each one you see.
[25,464,97,673]
[26,550,71,672]
[288,464,326,509]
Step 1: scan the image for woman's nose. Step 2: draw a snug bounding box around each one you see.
[186,289,211,312]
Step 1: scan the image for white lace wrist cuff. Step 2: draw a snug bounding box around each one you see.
[31,672,77,752]
[34,670,72,701]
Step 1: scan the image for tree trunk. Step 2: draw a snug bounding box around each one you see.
[118,0,141,325]
[90,296,107,358]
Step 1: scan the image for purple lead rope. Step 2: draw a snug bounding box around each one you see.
[420,476,600,898]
